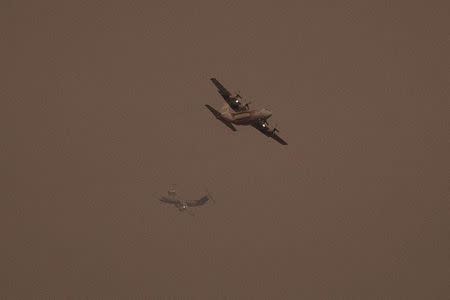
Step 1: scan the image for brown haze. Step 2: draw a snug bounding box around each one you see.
[3,1,449,298]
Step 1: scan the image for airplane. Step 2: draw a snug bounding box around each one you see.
[205,78,288,145]
[157,186,213,213]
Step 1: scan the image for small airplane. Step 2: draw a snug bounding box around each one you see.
[205,78,288,145]
[157,186,213,213]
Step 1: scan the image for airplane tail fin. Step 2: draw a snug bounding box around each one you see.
[205,105,237,131]
[168,184,177,198]
[206,188,215,204]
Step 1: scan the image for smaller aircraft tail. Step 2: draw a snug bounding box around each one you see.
[205,188,215,204]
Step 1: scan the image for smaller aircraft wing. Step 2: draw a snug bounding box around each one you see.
[159,196,179,204]
[186,195,210,207]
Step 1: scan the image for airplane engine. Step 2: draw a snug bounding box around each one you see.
[262,122,279,135]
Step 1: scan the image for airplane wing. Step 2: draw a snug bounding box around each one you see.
[271,133,288,145]
[210,78,232,100]
[205,104,237,131]
[186,195,210,207]
[252,120,288,145]
[210,78,245,112]
[159,196,179,204]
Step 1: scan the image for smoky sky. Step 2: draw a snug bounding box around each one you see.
[2,1,449,298]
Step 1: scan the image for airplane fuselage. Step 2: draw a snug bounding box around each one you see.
[220,108,272,126]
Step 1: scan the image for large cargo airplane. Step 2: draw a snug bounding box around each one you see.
[205,78,288,145]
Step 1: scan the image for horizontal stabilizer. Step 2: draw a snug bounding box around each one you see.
[205,105,237,131]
